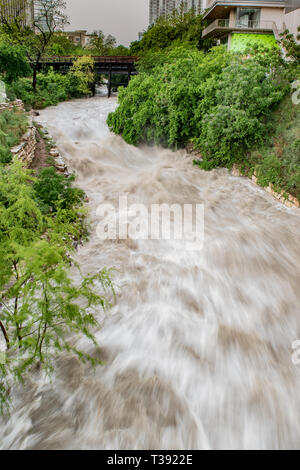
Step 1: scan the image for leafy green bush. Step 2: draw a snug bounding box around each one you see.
[33,166,85,213]
[0,145,12,164]
[242,95,300,200]
[108,47,230,148]
[0,42,31,83]
[8,68,85,110]
[130,10,214,55]
[193,59,287,168]
[0,161,114,413]
[256,153,282,188]
[108,46,288,168]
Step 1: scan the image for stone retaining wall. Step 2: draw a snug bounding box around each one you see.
[1,99,37,166]
[2,100,68,173]
[232,165,300,210]
[188,147,299,210]
[0,99,24,113]
[11,119,37,166]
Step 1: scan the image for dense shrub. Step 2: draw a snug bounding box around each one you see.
[108,44,300,198]
[108,46,288,163]
[130,10,214,55]
[241,95,300,200]
[193,59,288,169]
[0,43,31,83]
[33,166,85,213]
[8,68,85,110]
[107,47,230,148]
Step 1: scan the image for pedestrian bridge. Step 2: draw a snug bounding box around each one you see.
[37,56,138,96]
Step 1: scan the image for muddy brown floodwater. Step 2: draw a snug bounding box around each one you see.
[1,97,300,450]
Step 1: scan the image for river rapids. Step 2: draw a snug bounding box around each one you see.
[1,97,300,450]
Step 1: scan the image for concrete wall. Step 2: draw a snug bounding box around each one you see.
[284,8,300,37]
[229,8,236,25]
[260,6,285,26]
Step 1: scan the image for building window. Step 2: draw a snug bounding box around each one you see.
[236,8,261,28]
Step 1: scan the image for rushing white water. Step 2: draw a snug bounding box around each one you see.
[1,97,300,450]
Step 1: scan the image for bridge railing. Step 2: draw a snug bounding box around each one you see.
[39,56,138,64]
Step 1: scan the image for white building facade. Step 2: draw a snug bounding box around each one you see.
[149,0,204,25]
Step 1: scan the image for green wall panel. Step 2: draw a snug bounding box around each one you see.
[230,33,278,52]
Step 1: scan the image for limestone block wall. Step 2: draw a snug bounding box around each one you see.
[0,99,24,113]
[10,120,37,166]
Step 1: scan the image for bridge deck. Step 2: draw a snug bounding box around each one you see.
[39,56,138,64]
[36,56,139,97]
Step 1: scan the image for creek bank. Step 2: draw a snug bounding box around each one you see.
[0,99,24,113]
[6,102,69,174]
[187,146,300,210]
[231,165,300,210]
[10,117,37,166]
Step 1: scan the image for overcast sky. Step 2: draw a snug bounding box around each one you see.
[65,0,149,46]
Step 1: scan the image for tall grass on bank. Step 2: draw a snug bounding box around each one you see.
[0,109,28,164]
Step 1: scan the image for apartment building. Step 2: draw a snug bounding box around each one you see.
[65,30,91,47]
[201,0,300,49]
[149,0,160,24]
[0,1,61,31]
[0,0,33,26]
[149,0,203,24]
[33,0,49,31]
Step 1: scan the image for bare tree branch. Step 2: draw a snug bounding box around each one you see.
[0,0,69,89]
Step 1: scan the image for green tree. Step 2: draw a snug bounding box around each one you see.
[0,160,114,412]
[70,56,95,95]
[111,45,130,56]
[46,31,77,56]
[107,46,288,163]
[0,0,69,90]
[0,42,30,83]
[280,27,300,64]
[107,47,230,148]
[88,30,117,55]
[130,10,214,55]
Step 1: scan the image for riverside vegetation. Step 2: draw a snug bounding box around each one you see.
[0,149,115,413]
[0,109,28,164]
[108,13,300,201]
[0,4,300,414]
[0,0,129,109]
[0,111,114,413]
[0,0,117,414]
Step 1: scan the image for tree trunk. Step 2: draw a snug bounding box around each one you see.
[32,67,38,92]
[0,320,9,350]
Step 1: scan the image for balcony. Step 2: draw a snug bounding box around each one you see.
[203,1,286,21]
[205,0,286,8]
[202,19,277,37]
